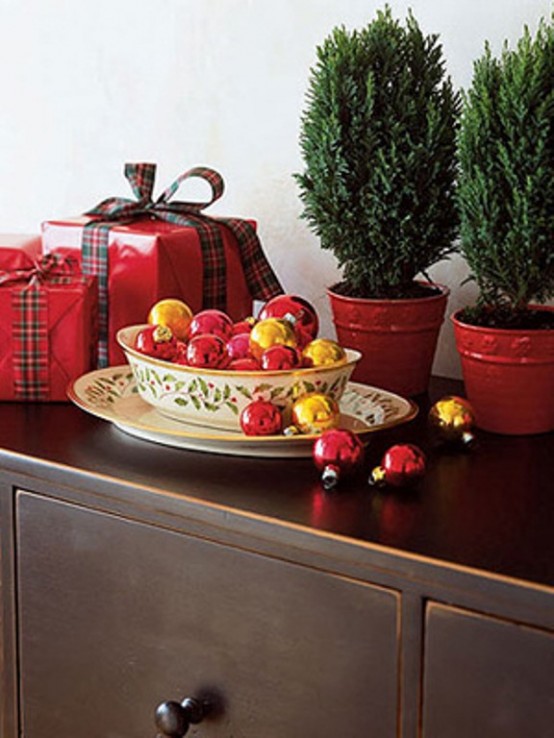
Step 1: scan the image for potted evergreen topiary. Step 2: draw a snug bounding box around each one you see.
[453,18,554,435]
[295,7,461,396]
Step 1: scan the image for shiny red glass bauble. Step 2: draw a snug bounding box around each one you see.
[312,429,365,489]
[135,325,178,361]
[260,344,301,371]
[228,358,260,371]
[188,309,234,341]
[259,294,319,340]
[186,334,227,368]
[226,332,252,361]
[380,444,427,487]
[239,399,283,436]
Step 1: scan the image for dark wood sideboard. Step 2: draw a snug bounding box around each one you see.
[1,376,553,738]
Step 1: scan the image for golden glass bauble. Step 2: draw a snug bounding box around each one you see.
[428,395,476,444]
[249,318,297,360]
[291,392,341,435]
[148,298,194,341]
[302,338,347,367]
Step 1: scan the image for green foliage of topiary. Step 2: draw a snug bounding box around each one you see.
[295,6,461,299]
[458,18,554,317]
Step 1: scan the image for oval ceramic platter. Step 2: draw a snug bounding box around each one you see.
[68,367,418,458]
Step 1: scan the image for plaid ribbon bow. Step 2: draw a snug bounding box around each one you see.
[83,163,283,366]
[1,254,76,400]
[0,252,75,287]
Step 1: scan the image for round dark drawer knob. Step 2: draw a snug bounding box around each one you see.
[155,697,206,737]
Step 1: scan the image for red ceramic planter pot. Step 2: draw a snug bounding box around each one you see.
[452,309,554,435]
[328,284,449,397]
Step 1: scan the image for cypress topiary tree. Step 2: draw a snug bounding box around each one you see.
[295,6,461,299]
[457,18,554,327]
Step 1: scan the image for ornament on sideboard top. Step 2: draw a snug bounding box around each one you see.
[369,444,427,488]
[428,395,476,447]
[312,429,365,491]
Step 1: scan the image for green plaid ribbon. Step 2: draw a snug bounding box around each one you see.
[83,163,283,367]
[1,254,75,401]
[12,285,49,400]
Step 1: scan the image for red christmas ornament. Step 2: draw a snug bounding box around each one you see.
[259,294,319,341]
[240,399,283,436]
[186,334,227,368]
[135,325,178,361]
[312,429,365,490]
[174,340,189,365]
[226,332,252,361]
[188,309,234,341]
[369,444,426,488]
[260,344,301,371]
[228,357,260,371]
[232,317,256,335]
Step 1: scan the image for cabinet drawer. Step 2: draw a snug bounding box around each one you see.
[422,602,554,738]
[17,491,399,738]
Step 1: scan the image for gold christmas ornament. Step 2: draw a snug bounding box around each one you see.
[148,298,194,341]
[302,338,347,367]
[249,318,297,360]
[428,395,476,445]
[291,392,341,435]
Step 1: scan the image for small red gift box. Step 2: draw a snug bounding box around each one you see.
[42,164,282,367]
[0,257,98,401]
[0,234,41,269]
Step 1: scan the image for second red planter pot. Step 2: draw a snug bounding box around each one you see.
[452,309,554,435]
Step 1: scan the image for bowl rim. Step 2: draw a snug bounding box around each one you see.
[117,324,361,378]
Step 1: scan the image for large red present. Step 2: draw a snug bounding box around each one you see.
[0,234,41,269]
[0,256,98,401]
[42,164,282,366]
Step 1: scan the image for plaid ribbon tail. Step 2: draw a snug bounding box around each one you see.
[12,283,50,400]
[81,222,111,368]
[174,214,227,311]
[219,217,283,302]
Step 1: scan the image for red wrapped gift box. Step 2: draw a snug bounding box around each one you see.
[0,234,41,269]
[43,217,254,366]
[42,164,282,367]
[0,260,98,401]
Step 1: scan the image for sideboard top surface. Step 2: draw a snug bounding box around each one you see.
[1,377,553,589]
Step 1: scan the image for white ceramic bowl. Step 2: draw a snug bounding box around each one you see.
[117,325,361,432]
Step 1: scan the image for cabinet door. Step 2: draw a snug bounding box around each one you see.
[17,491,399,738]
[422,602,554,738]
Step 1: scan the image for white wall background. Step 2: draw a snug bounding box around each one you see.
[0,0,551,378]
